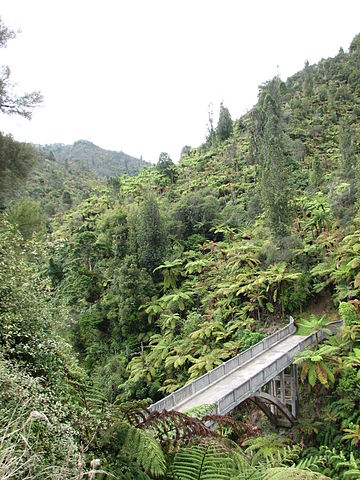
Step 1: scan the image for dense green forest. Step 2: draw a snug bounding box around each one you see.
[1,16,360,478]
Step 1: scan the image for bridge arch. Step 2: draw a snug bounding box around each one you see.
[249,391,297,428]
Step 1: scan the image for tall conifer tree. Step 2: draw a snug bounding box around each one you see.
[258,77,293,238]
[216,102,233,141]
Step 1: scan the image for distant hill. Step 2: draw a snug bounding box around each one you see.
[42,140,151,178]
[11,140,151,220]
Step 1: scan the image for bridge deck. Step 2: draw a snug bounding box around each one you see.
[150,320,341,416]
[176,334,306,413]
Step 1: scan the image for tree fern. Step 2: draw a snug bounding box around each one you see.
[172,440,239,480]
[81,384,108,413]
[118,422,166,477]
[112,398,152,424]
[242,434,291,464]
[139,409,218,452]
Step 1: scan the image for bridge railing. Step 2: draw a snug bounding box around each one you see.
[149,317,297,412]
[216,320,342,415]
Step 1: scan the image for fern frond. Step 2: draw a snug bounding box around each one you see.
[119,423,166,477]
[172,440,238,480]
[263,467,332,479]
[343,470,360,479]
[296,455,323,472]
[243,433,291,464]
[201,413,261,445]
[82,384,107,413]
[112,398,151,424]
[139,409,218,451]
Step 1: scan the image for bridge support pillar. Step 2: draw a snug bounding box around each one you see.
[290,364,299,417]
[251,364,299,427]
[271,364,299,417]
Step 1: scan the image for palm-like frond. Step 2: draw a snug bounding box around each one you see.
[118,422,166,477]
[242,433,291,464]
[172,440,240,480]
[139,409,218,452]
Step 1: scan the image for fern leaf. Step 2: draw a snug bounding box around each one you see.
[343,471,360,479]
[119,423,166,477]
[173,441,236,480]
[296,455,323,472]
[263,467,332,479]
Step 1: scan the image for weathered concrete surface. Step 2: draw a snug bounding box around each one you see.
[176,334,307,413]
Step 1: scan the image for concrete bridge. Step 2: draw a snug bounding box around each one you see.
[150,318,340,427]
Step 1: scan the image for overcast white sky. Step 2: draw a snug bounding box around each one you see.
[1,0,359,163]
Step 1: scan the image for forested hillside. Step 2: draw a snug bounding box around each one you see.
[42,140,151,178]
[1,26,360,479]
[2,139,149,238]
[49,33,360,397]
